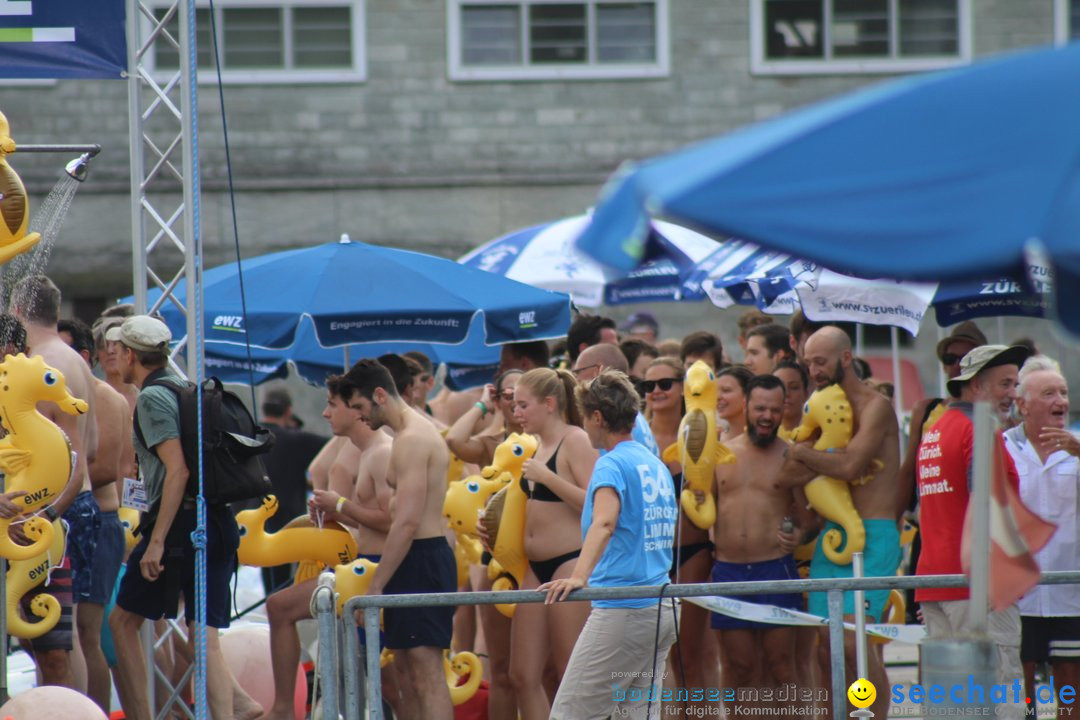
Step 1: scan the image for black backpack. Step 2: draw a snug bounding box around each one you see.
[134,369,274,508]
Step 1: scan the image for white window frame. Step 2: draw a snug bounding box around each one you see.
[447,0,670,82]
[1054,0,1075,45]
[750,0,972,75]
[145,0,366,85]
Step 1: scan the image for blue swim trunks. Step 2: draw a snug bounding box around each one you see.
[709,555,802,631]
[807,518,901,622]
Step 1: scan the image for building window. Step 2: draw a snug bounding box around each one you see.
[1054,0,1080,44]
[151,0,365,84]
[752,0,971,75]
[448,0,669,81]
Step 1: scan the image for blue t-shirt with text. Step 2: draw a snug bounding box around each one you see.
[583,440,677,608]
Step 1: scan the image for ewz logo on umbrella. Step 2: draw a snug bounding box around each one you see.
[518,311,537,329]
[212,315,245,333]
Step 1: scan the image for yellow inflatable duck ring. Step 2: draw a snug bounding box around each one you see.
[0,353,88,560]
[445,472,511,583]
[0,111,42,265]
[444,650,483,706]
[789,383,873,565]
[480,432,538,618]
[661,361,735,530]
[6,518,65,639]
[236,495,357,570]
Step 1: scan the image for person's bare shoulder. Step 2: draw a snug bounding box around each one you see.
[94,378,129,420]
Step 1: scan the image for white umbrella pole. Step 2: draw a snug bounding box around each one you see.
[855,323,865,357]
[891,326,904,422]
[344,346,351,371]
[996,316,1006,344]
[937,325,947,398]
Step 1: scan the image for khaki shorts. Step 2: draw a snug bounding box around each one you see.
[921,600,1023,720]
[551,602,679,720]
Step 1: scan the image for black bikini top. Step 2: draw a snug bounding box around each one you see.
[520,438,565,503]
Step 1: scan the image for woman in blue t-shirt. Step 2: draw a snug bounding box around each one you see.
[541,370,679,720]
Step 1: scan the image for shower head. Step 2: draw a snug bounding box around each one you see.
[64,153,91,182]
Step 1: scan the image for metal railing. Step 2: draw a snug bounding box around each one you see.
[310,569,1080,720]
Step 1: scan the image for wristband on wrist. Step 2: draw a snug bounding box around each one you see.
[43,505,59,521]
[474,401,489,417]
[335,496,347,513]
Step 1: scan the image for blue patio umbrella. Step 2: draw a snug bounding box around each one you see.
[459,214,720,306]
[576,42,1080,334]
[145,236,573,350]
[193,315,500,390]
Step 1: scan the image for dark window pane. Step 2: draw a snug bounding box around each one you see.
[154,7,213,69]
[899,0,958,56]
[597,3,655,63]
[529,4,586,63]
[223,7,284,68]
[294,6,352,67]
[832,0,889,57]
[461,4,521,64]
[764,0,823,59]
[1072,0,1080,39]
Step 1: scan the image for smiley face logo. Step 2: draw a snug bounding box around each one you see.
[847,678,876,709]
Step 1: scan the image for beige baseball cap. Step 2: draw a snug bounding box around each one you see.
[105,315,171,352]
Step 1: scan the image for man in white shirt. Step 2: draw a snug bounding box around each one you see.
[1003,356,1080,714]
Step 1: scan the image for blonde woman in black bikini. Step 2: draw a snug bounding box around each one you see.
[644,356,722,717]
[509,367,597,720]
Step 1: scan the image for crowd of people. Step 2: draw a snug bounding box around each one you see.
[2,277,1076,720]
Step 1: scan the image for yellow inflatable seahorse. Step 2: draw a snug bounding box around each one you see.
[661,361,735,530]
[0,111,42,265]
[334,556,380,616]
[444,472,510,583]
[236,495,357,570]
[444,650,483,706]
[0,353,88,560]
[789,384,871,565]
[480,432,537,618]
[6,518,65,638]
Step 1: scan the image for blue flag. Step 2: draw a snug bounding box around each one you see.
[0,0,126,79]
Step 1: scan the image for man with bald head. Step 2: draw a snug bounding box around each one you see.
[1003,356,1078,713]
[779,326,900,712]
[573,344,659,457]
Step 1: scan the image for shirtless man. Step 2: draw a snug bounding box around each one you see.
[59,318,133,712]
[711,375,812,707]
[779,326,900,716]
[11,275,97,688]
[345,358,455,720]
[259,374,393,720]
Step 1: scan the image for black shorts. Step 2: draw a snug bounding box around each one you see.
[383,537,456,650]
[1021,615,1080,663]
[116,505,239,629]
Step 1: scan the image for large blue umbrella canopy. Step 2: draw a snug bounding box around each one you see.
[576,42,1080,334]
[197,316,500,390]
[459,214,719,306]
[147,237,572,350]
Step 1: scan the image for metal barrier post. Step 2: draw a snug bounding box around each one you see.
[853,552,868,680]
[313,575,339,720]
[364,607,383,720]
[342,608,362,720]
[828,589,846,720]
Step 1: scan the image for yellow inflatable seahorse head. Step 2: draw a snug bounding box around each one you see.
[119,507,140,552]
[334,557,379,616]
[0,353,89,418]
[791,383,852,446]
[444,650,483,706]
[480,432,537,481]
[0,110,15,155]
[236,494,357,569]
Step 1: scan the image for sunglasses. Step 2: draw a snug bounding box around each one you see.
[941,353,963,366]
[637,378,680,394]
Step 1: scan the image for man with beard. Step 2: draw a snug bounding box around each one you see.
[710,375,812,705]
[779,326,900,716]
[343,358,455,720]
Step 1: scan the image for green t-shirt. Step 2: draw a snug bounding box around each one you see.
[133,374,186,506]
